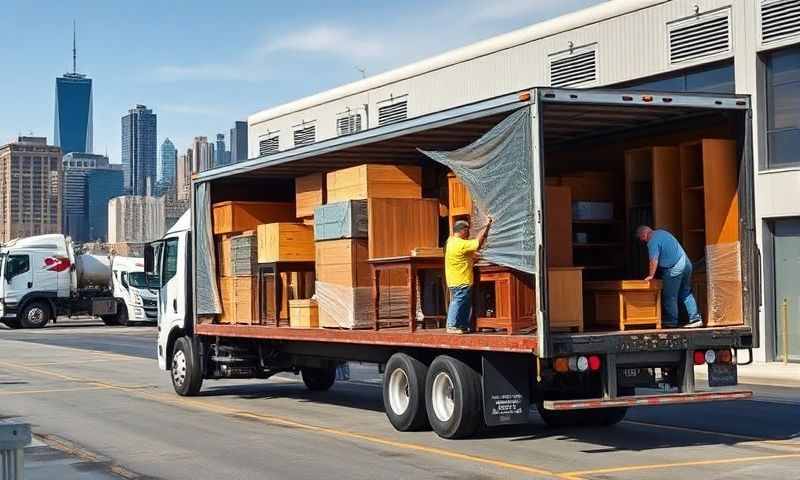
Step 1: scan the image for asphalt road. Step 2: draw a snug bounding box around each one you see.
[1,319,799,480]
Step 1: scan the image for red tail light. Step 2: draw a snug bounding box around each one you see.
[588,355,601,371]
[693,350,706,365]
[717,349,733,364]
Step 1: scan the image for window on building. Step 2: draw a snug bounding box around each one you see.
[617,61,734,94]
[765,47,800,169]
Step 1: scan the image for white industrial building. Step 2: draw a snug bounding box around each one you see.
[247,0,800,363]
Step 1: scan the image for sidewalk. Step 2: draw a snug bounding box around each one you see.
[696,361,800,388]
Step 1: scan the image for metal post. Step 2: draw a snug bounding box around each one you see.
[782,298,789,365]
[0,421,31,480]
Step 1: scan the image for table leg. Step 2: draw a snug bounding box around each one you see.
[373,267,381,331]
[408,264,417,332]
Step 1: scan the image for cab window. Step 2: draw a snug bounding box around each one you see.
[162,239,179,284]
[5,255,30,279]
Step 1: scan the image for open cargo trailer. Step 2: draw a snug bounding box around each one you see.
[150,88,758,439]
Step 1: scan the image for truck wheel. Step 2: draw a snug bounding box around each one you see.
[301,367,337,391]
[383,353,429,432]
[20,301,51,329]
[2,318,21,329]
[425,355,482,439]
[171,336,203,396]
[115,305,130,327]
[101,315,118,326]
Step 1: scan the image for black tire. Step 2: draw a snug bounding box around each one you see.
[301,367,337,391]
[425,355,482,439]
[383,353,430,432]
[2,318,21,329]
[115,305,130,327]
[19,301,52,329]
[101,315,118,326]
[171,336,203,396]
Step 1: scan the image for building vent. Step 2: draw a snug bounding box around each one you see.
[378,98,408,126]
[337,112,363,136]
[668,9,731,65]
[293,125,316,147]
[761,0,800,45]
[258,136,279,156]
[548,45,598,88]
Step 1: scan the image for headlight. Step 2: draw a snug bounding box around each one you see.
[132,293,143,306]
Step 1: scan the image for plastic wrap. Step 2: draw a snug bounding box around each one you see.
[195,182,222,315]
[314,282,373,329]
[705,241,744,326]
[420,107,536,274]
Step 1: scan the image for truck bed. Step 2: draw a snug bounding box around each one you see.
[195,323,753,355]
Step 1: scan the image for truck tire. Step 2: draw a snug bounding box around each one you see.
[383,353,429,432]
[301,367,337,391]
[19,301,52,329]
[115,305,130,327]
[101,315,118,326]
[2,318,21,329]
[171,336,203,396]
[425,355,482,439]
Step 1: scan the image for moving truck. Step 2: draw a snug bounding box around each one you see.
[0,234,155,328]
[148,88,758,438]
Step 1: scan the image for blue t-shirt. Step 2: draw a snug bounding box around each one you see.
[647,229,686,269]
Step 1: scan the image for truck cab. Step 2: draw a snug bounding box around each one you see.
[108,256,159,326]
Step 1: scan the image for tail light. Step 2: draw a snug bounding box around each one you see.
[716,349,733,364]
[554,357,570,373]
[588,355,602,371]
[554,355,601,374]
[704,349,717,365]
[693,350,706,365]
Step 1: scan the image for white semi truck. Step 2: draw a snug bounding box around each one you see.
[0,234,156,329]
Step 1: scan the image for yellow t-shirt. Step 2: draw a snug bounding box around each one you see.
[445,236,480,287]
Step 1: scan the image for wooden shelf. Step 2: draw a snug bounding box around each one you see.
[688,228,705,233]
[573,242,624,248]
[684,185,705,191]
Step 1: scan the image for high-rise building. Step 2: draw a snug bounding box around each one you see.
[159,137,177,184]
[107,195,165,243]
[176,148,192,201]
[54,24,92,155]
[214,133,226,168]
[230,121,248,163]
[121,105,157,196]
[86,166,124,242]
[0,137,63,242]
[191,136,214,173]
[62,152,109,241]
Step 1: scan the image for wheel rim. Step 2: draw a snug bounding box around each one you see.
[27,307,44,324]
[387,368,411,415]
[431,371,455,422]
[172,350,187,387]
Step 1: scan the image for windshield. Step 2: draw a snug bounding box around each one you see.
[128,272,158,288]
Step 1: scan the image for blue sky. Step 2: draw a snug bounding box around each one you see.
[1,0,602,162]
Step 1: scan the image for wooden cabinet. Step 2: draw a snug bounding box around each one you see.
[447,173,472,233]
[474,265,535,334]
[548,267,583,332]
[584,280,662,331]
[326,164,421,203]
[315,239,371,287]
[212,201,295,235]
[257,223,314,263]
[367,198,439,259]
[295,173,325,218]
[545,185,573,267]
[218,276,259,325]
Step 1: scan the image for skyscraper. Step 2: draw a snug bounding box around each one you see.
[0,137,62,242]
[54,23,92,155]
[230,121,248,163]
[86,166,124,241]
[214,133,226,168]
[121,105,157,195]
[159,138,177,184]
[176,148,192,201]
[62,152,109,241]
[191,136,213,173]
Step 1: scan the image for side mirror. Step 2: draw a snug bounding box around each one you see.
[144,244,155,275]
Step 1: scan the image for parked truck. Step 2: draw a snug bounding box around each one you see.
[0,234,156,328]
[148,88,758,439]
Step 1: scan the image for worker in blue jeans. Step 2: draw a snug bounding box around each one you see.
[636,225,703,329]
[444,218,492,334]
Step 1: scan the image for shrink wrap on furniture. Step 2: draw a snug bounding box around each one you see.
[705,241,744,326]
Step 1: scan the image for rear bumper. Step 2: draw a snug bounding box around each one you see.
[543,390,752,410]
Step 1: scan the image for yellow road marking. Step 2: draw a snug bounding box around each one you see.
[0,385,114,396]
[0,359,564,480]
[27,357,133,366]
[560,453,800,478]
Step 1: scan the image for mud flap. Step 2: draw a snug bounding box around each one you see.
[481,353,530,426]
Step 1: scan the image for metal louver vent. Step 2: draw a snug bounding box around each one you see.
[549,49,597,87]
[761,0,800,45]
[337,114,362,136]
[668,10,731,64]
[378,100,407,126]
[293,125,316,147]
[258,136,279,156]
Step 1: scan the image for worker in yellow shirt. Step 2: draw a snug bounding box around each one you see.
[445,218,493,334]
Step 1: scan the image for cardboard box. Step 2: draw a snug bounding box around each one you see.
[289,299,319,328]
[257,223,315,263]
[314,200,368,241]
[212,201,295,235]
[295,173,325,218]
[326,164,421,203]
[367,198,438,259]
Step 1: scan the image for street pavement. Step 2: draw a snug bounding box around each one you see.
[1,319,798,480]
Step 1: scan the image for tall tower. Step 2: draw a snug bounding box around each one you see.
[230,121,248,163]
[160,138,177,185]
[214,133,226,168]
[121,105,157,196]
[54,21,93,155]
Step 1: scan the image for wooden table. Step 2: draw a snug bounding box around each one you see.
[474,265,535,335]
[369,255,446,331]
[256,261,316,327]
[584,280,662,331]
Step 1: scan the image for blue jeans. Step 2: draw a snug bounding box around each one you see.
[447,285,473,330]
[661,255,701,327]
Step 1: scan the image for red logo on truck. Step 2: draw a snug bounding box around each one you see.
[43,256,71,272]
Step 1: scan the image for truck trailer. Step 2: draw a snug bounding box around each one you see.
[148,88,758,438]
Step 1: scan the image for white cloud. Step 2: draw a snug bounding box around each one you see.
[260,25,386,61]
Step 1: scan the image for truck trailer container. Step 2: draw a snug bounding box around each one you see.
[148,88,757,438]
